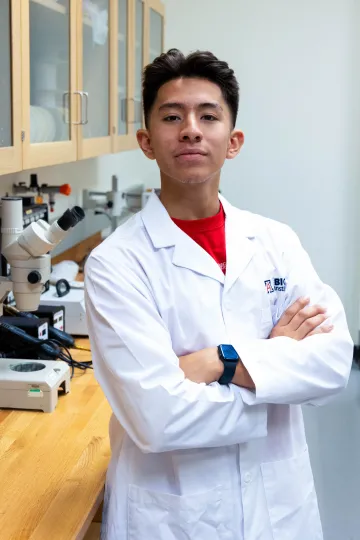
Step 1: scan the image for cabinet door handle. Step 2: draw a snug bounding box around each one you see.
[82,92,89,125]
[72,91,89,125]
[120,98,128,123]
[72,91,84,125]
[62,92,71,124]
[127,98,142,124]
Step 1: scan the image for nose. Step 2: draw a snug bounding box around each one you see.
[179,114,203,143]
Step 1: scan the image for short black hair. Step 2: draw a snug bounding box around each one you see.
[142,48,240,129]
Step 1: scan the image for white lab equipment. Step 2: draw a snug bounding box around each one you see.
[0,359,70,413]
[83,176,160,235]
[0,197,85,313]
[0,197,85,412]
[40,285,87,336]
[83,176,144,234]
[85,192,353,540]
[49,260,79,285]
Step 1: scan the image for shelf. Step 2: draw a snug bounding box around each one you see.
[31,0,67,15]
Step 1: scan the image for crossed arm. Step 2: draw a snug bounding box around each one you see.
[179,296,333,389]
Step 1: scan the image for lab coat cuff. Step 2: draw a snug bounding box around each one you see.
[236,388,268,437]
[234,339,272,405]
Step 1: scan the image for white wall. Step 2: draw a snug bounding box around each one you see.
[164,0,360,342]
[163,2,360,538]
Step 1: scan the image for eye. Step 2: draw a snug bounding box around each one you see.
[202,115,218,121]
[163,115,180,122]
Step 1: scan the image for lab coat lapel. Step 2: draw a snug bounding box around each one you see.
[172,231,225,283]
[141,193,225,284]
[220,196,256,293]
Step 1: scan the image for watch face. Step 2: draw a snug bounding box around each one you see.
[220,344,239,362]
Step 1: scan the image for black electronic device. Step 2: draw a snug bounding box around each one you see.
[0,316,49,341]
[31,304,66,332]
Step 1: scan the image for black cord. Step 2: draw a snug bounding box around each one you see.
[43,338,93,380]
[0,338,93,380]
[46,338,93,370]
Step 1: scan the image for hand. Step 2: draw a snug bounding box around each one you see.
[270,297,333,341]
[178,347,223,384]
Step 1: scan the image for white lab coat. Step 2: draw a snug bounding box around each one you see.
[85,193,353,540]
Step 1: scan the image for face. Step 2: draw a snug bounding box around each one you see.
[137,78,244,185]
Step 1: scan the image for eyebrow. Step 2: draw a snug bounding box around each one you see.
[158,102,223,112]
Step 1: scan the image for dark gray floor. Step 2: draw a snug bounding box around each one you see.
[303,365,360,540]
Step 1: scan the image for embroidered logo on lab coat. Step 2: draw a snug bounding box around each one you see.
[264,278,287,294]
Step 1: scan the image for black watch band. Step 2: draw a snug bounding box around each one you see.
[217,344,239,385]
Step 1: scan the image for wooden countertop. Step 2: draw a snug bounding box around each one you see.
[0,339,112,540]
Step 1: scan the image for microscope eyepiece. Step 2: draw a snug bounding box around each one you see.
[57,206,85,231]
[72,206,85,223]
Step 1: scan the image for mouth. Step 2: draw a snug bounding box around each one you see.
[174,150,208,161]
[175,153,207,163]
[175,148,207,157]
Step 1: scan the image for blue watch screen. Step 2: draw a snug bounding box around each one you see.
[221,345,239,361]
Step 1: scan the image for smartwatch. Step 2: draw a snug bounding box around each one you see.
[217,344,239,385]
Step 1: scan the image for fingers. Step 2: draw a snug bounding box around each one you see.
[307,324,334,338]
[295,312,330,339]
[278,297,311,326]
[271,296,332,341]
[290,304,327,332]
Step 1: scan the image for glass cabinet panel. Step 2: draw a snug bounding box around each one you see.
[149,8,163,63]
[134,0,144,131]
[29,0,71,144]
[0,1,13,148]
[82,0,110,139]
[118,0,128,135]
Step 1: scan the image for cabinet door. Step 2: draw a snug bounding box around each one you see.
[77,0,112,159]
[112,0,137,152]
[22,0,77,169]
[133,0,145,132]
[131,0,164,135]
[148,0,164,63]
[0,1,22,176]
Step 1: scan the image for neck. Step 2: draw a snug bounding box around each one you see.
[159,174,221,220]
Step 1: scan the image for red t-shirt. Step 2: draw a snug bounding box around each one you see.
[171,202,227,274]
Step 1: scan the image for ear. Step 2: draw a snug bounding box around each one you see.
[226,130,244,160]
[137,129,156,160]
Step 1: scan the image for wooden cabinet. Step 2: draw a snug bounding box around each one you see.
[21,0,78,169]
[0,0,165,175]
[77,0,112,160]
[112,0,165,153]
[0,1,22,176]
[148,0,165,64]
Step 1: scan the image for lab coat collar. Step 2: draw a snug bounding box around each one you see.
[141,192,256,288]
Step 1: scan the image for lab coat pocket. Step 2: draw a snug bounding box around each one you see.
[261,447,323,540]
[127,484,233,540]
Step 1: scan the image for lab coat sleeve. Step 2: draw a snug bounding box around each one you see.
[235,224,354,407]
[84,254,267,454]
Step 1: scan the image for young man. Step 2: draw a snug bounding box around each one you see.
[85,49,353,540]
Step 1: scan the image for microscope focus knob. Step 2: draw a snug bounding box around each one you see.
[28,270,42,284]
